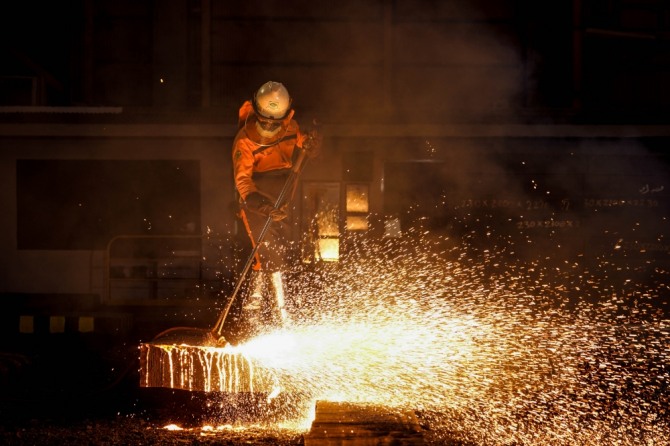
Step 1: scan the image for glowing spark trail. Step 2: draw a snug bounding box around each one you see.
[150,228,669,445]
[226,231,670,445]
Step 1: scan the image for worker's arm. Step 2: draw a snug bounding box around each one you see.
[299,119,322,158]
[232,138,258,200]
[234,138,288,221]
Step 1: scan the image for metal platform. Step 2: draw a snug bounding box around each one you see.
[305,400,424,446]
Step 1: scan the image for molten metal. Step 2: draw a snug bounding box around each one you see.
[139,342,277,393]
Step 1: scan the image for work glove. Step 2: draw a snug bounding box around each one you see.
[302,121,322,159]
[245,192,287,222]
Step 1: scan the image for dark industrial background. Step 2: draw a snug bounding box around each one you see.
[0,0,669,431]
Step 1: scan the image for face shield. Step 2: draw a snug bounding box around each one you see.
[245,81,294,145]
[244,111,293,146]
[256,115,283,133]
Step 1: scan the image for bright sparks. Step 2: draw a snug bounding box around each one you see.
[166,230,670,445]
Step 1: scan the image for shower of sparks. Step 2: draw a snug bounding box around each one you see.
[167,227,668,445]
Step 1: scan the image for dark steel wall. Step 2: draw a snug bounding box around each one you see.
[2,1,670,123]
[0,1,669,324]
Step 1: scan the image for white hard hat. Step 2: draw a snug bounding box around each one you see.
[253,81,292,120]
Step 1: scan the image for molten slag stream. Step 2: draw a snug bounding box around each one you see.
[190,233,670,445]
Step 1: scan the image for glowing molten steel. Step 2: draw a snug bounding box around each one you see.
[140,343,277,393]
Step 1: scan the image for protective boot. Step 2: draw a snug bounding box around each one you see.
[269,271,290,326]
[241,271,265,332]
[244,271,264,309]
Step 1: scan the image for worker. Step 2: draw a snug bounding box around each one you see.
[232,81,320,334]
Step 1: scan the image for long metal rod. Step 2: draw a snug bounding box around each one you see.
[211,148,309,338]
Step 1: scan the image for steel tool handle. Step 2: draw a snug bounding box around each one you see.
[211,144,312,339]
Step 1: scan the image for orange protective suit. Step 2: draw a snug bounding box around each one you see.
[232,100,306,201]
[232,100,306,272]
